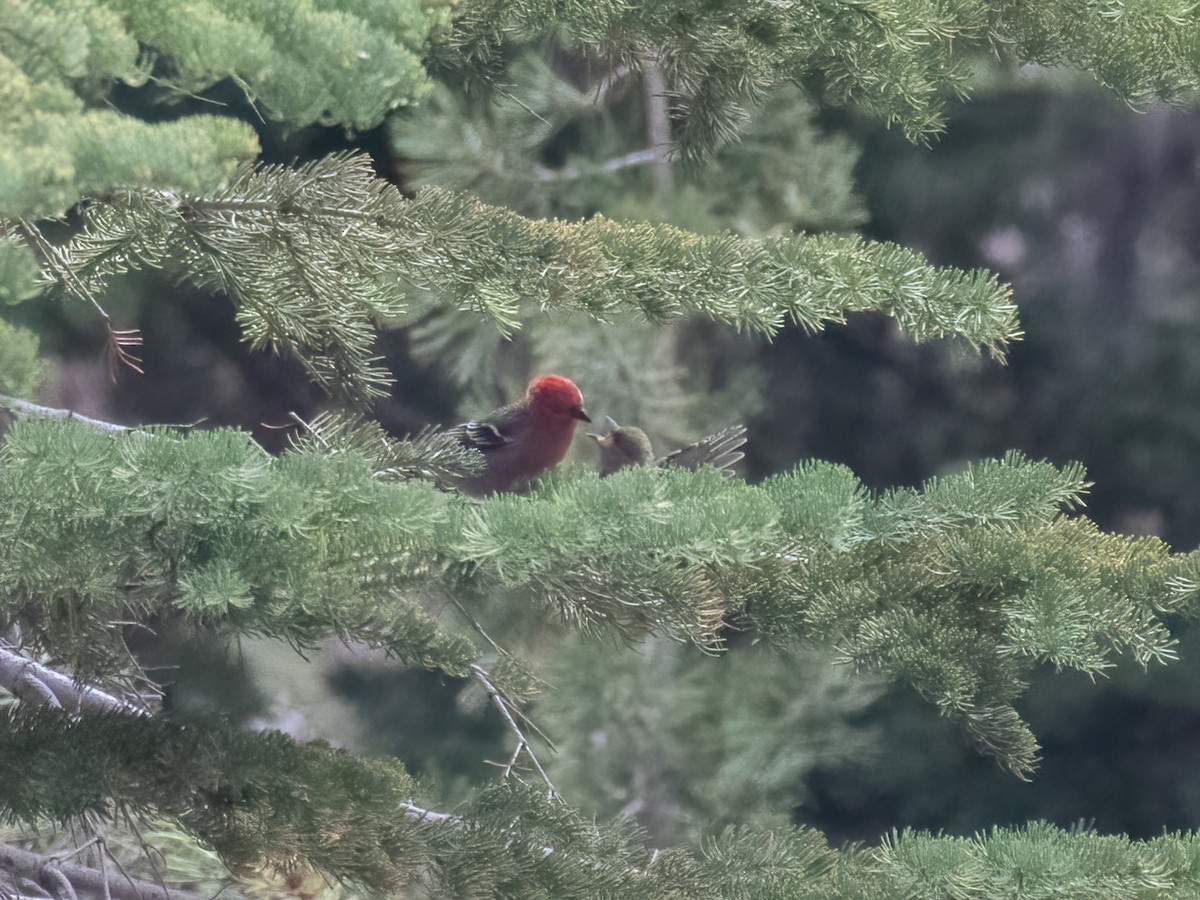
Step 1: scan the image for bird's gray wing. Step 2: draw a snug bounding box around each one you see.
[660,425,747,474]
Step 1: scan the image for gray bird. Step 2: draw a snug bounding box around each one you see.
[589,417,746,477]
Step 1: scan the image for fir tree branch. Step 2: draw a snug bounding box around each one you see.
[437,0,1200,160]
[394,182,1021,352]
[17,224,108,323]
[0,710,671,896]
[0,413,1188,776]
[287,411,483,488]
[44,153,1019,405]
[14,226,142,377]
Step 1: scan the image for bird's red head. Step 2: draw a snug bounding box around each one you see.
[526,375,590,422]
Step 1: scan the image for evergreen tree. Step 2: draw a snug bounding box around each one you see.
[3,0,1200,896]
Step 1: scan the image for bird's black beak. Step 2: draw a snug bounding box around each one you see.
[572,406,591,423]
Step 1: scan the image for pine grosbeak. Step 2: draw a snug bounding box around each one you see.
[589,417,747,476]
[452,375,590,496]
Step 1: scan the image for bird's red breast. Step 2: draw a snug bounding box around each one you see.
[454,375,589,496]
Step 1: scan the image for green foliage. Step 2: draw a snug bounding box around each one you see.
[106,0,446,129]
[410,185,1013,414]
[436,0,1200,160]
[0,702,837,896]
[538,639,884,845]
[391,59,866,235]
[875,822,1200,899]
[1000,0,1200,106]
[0,418,476,677]
[0,235,40,306]
[7,701,1200,896]
[5,0,1200,890]
[57,155,418,402]
[0,100,259,221]
[0,0,453,218]
[758,452,1182,776]
[0,320,47,397]
[290,409,485,489]
[702,85,867,236]
[0,0,258,218]
[0,706,430,889]
[390,52,600,215]
[458,466,781,646]
[395,184,1019,351]
[435,0,973,159]
[25,153,1017,403]
[1,415,1190,783]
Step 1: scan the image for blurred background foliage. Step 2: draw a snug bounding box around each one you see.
[14,36,1200,856]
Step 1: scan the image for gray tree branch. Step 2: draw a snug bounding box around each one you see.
[0,644,149,716]
[0,395,130,434]
[0,844,190,900]
[470,664,560,799]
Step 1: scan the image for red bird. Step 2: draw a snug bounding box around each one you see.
[452,375,591,496]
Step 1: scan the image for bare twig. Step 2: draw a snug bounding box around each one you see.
[534,148,659,183]
[95,850,109,900]
[0,396,225,460]
[446,595,506,659]
[117,816,170,900]
[602,149,661,173]
[47,839,102,870]
[80,819,133,900]
[469,664,560,800]
[14,669,62,710]
[7,872,52,898]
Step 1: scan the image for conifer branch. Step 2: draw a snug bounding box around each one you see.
[438,0,1200,160]
[287,411,484,488]
[0,412,1187,776]
[0,711,668,895]
[40,153,1019,404]
[15,224,143,377]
